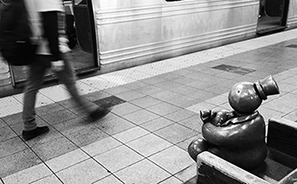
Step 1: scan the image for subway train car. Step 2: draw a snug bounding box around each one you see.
[89,0,296,69]
[1,0,297,94]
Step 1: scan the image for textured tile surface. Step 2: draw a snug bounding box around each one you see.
[56,159,109,184]
[46,149,89,172]
[2,163,52,184]
[2,29,297,184]
[149,146,194,174]
[115,159,171,184]
[94,145,144,172]
[127,134,172,157]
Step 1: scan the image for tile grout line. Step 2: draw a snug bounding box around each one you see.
[2,29,297,183]
[1,29,297,117]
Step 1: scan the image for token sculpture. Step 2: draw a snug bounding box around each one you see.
[188,75,279,170]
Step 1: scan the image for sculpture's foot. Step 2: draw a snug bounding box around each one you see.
[188,138,210,161]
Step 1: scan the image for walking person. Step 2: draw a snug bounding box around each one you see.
[22,0,110,141]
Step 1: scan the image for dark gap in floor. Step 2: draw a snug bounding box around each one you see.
[212,64,255,75]
[93,95,126,108]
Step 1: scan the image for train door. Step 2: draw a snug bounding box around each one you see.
[9,0,99,88]
[257,0,290,35]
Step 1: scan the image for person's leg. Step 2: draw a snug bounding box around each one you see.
[54,56,110,121]
[22,56,50,140]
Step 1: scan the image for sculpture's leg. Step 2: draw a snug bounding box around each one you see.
[188,138,210,161]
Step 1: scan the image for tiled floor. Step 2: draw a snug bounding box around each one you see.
[2,29,297,184]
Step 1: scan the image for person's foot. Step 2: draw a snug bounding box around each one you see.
[22,126,50,141]
[88,107,111,122]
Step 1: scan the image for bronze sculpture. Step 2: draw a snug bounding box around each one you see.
[188,75,279,170]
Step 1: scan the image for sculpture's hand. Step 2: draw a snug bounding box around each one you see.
[200,109,234,126]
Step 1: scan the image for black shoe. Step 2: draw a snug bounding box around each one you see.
[22,126,50,141]
[88,107,111,122]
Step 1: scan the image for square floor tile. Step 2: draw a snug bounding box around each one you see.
[0,137,28,159]
[95,116,136,135]
[168,85,197,95]
[176,135,200,152]
[179,115,203,133]
[35,103,66,116]
[140,117,175,132]
[164,109,197,123]
[30,175,63,184]
[2,112,22,125]
[129,96,163,108]
[149,146,194,174]
[159,176,183,184]
[111,102,141,116]
[127,133,173,157]
[262,93,297,113]
[167,96,201,108]
[56,159,109,184]
[53,117,87,132]
[186,102,216,114]
[205,93,229,106]
[94,145,144,173]
[31,136,77,161]
[123,109,160,125]
[115,90,146,101]
[174,163,197,182]
[203,84,230,95]
[154,124,197,144]
[258,106,285,121]
[134,85,164,96]
[0,126,17,142]
[41,109,79,125]
[82,136,122,156]
[278,82,297,93]
[184,176,198,184]
[0,118,6,128]
[185,89,217,101]
[113,126,150,143]
[62,125,109,147]
[146,102,181,116]
[3,163,52,184]
[172,76,196,85]
[93,175,123,184]
[115,159,171,184]
[0,148,42,177]
[150,90,181,101]
[46,149,89,172]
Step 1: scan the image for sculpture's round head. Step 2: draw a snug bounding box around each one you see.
[228,81,262,114]
[228,76,279,114]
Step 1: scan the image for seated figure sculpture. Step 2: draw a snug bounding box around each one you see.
[188,75,279,170]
